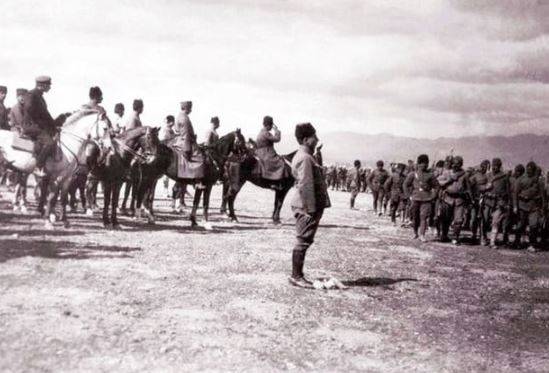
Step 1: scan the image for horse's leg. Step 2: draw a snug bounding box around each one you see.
[85,176,95,215]
[111,180,123,229]
[203,184,212,222]
[102,180,112,229]
[120,181,129,213]
[273,186,290,224]
[37,176,49,216]
[220,182,228,214]
[129,171,139,216]
[190,186,202,227]
[79,175,87,211]
[59,175,73,228]
[44,177,59,228]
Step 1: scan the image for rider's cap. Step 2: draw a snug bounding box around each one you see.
[89,86,103,100]
[0,85,6,93]
[210,116,219,124]
[294,122,316,143]
[16,88,28,96]
[263,116,274,126]
[36,76,52,84]
[180,101,192,109]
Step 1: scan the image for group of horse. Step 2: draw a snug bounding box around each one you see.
[0,110,323,230]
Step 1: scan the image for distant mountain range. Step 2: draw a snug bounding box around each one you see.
[276,131,549,168]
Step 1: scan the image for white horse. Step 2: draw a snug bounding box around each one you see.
[0,111,109,228]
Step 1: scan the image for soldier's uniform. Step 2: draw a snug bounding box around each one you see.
[290,123,330,287]
[23,77,58,168]
[482,161,511,248]
[367,161,389,215]
[0,86,8,130]
[124,110,142,132]
[513,162,546,250]
[469,161,490,243]
[385,164,407,225]
[348,162,361,209]
[439,156,471,244]
[255,116,287,181]
[8,89,28,133]
[404,155,437,241]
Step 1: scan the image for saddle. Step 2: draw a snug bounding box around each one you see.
[252,150,289,181]
[172,145,205,179]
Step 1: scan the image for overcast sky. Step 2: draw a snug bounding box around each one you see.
[2,0,549,140]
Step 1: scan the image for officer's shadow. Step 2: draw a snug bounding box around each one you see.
[342,277,417,287]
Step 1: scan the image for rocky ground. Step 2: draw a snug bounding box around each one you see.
[0,183,548,372]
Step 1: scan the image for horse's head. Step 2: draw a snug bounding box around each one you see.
[143,126,161,164]
[232,128,246,154]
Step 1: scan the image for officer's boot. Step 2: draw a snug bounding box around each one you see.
[289,248,310,287]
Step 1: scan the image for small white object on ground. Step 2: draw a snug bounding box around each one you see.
[312,277,349,290]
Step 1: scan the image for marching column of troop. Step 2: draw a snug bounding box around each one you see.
[333,154,548,252]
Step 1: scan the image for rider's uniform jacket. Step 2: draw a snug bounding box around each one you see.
[23,88,56,135]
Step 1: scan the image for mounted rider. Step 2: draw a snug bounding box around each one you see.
[204,116,220,147]
[174,101,196,160]
[23,76,61,170]
[80,86,110,141]
[255,115,288,180]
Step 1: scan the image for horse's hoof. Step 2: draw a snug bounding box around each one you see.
[203,222,213,231]
[86,209,94,216]
[103,222,112,229]
[49,213,57,223]
[112,224,121,230]
[12,205,19,212]
[147,218,156,225]
[44,221,54,230]
[273,220,281,225]
[20,206,28,214]
[229,216,238,222]
[190,218,198,227]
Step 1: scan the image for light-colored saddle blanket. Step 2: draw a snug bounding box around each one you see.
[11,134,34,153]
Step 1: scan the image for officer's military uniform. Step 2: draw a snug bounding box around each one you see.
[483,166,511,248]
[513,165,546,249]
[367,165,389,215]
[348,165,361,209]
[439,159,471,244]
[404,163,437,240]
[0,86,8,130]
[384,165,407,224]
[469,162,490,242]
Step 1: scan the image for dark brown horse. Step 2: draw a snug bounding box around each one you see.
[221,144,323,223]
[139,128,245,227]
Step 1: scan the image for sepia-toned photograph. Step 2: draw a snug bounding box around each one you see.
[1,1,548,371]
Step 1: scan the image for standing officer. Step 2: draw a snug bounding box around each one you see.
[367,160,389,215]
[513,161,546,251]
[385,163,407,226]
[404,154,438,242]
[9,88,28,133]
[439,156,472,245]
[289,122,330,287]
[469,160,490,244]
[348,160,362,209]
[483,158,511,249]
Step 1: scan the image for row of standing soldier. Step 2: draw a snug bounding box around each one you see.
[344,154,547,252]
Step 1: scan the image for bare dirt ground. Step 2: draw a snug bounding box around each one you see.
[1,183,548,372]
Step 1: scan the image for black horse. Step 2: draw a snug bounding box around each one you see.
[83,127,149,228]
[139,127,246,227]
[221,144,323,223]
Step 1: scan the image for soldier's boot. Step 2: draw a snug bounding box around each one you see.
[289,249,312,288]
